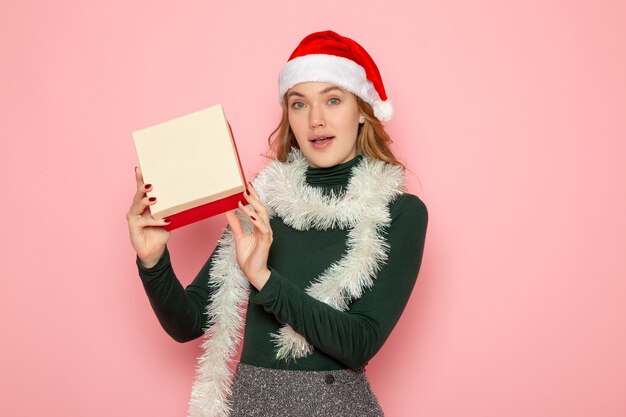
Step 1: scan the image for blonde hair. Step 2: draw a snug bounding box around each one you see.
[268,95,404,168]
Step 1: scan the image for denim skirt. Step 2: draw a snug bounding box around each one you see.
[229,362,384,416]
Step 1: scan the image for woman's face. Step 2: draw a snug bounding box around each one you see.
[286,82,364,168]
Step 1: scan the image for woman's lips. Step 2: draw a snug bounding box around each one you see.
[309,135,335,149]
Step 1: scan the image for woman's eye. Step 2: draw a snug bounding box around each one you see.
[328,98,341,105]
[291,101,305,110]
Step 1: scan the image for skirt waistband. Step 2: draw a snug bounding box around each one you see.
[229,362,384,416]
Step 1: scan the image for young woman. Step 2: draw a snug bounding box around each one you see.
[127,30,428,417]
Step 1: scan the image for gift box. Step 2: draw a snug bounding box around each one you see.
[132,104,246,231]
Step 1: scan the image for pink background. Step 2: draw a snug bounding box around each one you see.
[2,1,625,416]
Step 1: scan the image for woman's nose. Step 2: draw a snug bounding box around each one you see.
[308,106,325,129]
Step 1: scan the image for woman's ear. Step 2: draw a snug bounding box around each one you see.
[359,113,366,124]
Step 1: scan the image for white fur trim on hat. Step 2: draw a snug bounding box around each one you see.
[278,54,394,121]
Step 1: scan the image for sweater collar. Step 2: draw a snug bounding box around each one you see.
[305,155,363,188]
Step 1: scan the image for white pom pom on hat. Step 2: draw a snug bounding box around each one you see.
[278,30,394,121]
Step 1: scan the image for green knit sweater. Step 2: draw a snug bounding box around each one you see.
[138,155,428,371]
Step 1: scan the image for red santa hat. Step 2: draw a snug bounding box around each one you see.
[278,30,394,121]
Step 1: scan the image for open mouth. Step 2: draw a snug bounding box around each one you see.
[309,136,335,143]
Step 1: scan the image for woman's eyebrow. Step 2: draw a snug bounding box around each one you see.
[319,86,345,94]
[288,86,345,99]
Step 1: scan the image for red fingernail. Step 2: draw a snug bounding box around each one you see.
[144,184,152,189]
[250,216,256,221]
[148,197,156,202]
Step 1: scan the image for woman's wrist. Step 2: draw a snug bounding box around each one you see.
[250,268,271,291]
[139,258,159,269]
[138,248,166,269]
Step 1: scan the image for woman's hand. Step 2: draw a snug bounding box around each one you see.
[126,167,171,268]
[225,184,272,290]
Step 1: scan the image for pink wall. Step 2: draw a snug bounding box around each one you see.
[2,1,625,416]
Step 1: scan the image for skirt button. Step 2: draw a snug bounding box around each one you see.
[325,374,335,384]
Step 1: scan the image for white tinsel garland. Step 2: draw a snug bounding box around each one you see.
[188,149,404,417]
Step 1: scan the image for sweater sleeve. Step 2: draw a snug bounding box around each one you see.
[137,244,218,343]
[250,194,428,369]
